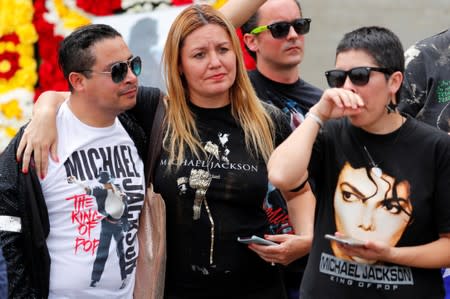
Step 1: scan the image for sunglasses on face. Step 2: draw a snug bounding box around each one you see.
[325,66,393,88]
[250,18,311,39]
[80,56,142,83]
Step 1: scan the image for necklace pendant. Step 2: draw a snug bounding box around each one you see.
[371,167,382,178]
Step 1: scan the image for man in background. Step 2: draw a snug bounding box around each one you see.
[241,0,322,297]
[398,28,450,131]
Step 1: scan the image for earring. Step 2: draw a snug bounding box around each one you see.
[385,97,396,114]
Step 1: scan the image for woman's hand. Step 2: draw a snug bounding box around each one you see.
[310,88,365,122]
[16,115,58,178]
[15,90,66,178]
[336,239,393,263]
[248,234,312,266]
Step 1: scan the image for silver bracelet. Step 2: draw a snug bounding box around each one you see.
[306,112,324,128]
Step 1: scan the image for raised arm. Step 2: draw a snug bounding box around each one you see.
[219,0,266,28]
[268,88,364,191]
[16,91,68,178]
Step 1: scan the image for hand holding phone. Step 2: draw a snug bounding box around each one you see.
[237,235,278,246]
[324,234,365,247]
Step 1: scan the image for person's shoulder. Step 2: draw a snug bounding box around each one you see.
[419,28,450,45]
[406,29,450,59]
[247,69,269,89]
[137,86,163,101]
[405,116,450,142]
[298,79,323,97]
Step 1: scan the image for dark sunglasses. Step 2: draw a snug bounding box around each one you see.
[79,56,142,83]
[325,66,393,88]
[250,18,311,39]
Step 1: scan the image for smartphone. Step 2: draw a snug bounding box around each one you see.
[237,235,278,246]
[324,234,365,247]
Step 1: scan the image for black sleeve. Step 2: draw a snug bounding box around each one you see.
[0,131,41,298]
[127,86,164,133]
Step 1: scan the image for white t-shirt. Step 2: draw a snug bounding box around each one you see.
[40,101,145,298]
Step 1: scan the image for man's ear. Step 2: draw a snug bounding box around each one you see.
[68,72,87,91]
[243,33,258,52]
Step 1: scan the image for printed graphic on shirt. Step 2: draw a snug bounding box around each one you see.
[264,97,304,234]
[331,162,412,264]
[63,145,144,289]
[267,97,306,130]
[319,253,414,290]
[263,183,293,234]
[165,131,259,268]
[320,162,414,291]
[436,96,450,132]
[319,163,414,291]
[175,132,231,218]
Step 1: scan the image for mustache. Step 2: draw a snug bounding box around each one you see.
[118,84,138,95]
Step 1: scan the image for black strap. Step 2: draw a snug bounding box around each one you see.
[145,92,166,185]
[289,177,308,192]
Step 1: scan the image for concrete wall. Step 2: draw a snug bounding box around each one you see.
[299,0,449,89]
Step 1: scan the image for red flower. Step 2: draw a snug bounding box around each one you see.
[33,0,69,101]
[76,0,122,15]
[172,0,194,5]
[0,51,20,80]
[0,33,20,45]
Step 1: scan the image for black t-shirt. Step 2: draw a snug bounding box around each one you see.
[398,29,450,131]
[132,87,291,297]
[155,103,290,298]
[302,116,450,298]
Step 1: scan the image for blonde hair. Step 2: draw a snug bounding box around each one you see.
[162,4,275,165]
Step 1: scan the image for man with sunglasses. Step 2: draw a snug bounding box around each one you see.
[241,1,322,298]
[0,24,148,298]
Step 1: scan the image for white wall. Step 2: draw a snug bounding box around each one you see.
[299,0,450,89]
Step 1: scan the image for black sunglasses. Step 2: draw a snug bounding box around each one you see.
[250,18,311,39]
[325,66,393,88]
[79,56,142,83]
